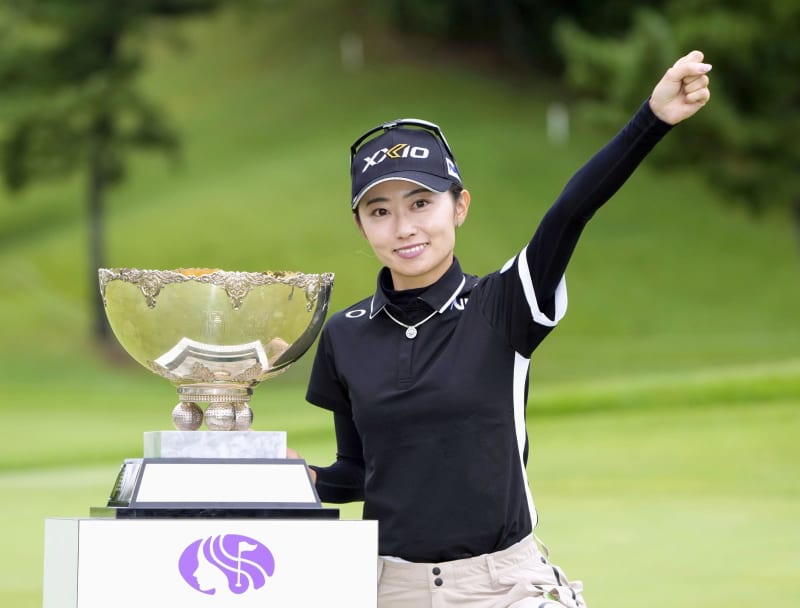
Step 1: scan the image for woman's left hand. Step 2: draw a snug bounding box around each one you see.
[286,447,317,483]
[649,50,712,125]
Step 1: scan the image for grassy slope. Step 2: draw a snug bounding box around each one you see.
[0,2,798,607]
[2,4,798,376]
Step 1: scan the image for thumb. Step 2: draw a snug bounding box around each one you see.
[682,50,705,65]
[666,50,712,82]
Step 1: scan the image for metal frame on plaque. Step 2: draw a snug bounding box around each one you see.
[91,457,338,519]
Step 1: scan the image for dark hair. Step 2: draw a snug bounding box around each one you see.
[449,185,464,200]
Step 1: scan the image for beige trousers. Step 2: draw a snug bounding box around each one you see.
[377,536,586,608]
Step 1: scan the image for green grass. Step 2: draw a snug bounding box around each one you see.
[2,377,798,608]
[0,2,798,607]
[531,399,800,606]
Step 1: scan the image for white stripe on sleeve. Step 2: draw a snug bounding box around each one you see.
[515,245,568,327]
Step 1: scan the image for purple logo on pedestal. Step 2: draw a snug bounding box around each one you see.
[178,534,275,595]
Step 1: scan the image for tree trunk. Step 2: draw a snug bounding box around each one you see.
[88,116,111,344]
[793,198,800,255]
[89,24,120,346]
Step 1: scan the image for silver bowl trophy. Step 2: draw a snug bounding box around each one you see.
[93,267,336,519]
[42,268,378,607]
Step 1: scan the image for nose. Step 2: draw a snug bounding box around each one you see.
[394,210,417,239]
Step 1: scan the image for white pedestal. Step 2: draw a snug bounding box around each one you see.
[144,431,286,458]
[43,518,377,608]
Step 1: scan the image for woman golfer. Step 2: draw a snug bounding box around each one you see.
[300,51,711,607]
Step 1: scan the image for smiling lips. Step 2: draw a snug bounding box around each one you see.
[394,243,429,259]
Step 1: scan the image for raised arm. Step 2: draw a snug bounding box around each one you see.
[527,51,711,313]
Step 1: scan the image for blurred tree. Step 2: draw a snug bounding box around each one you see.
[0,0,225,344]
[378,0,666,72]
[555,2,800,238]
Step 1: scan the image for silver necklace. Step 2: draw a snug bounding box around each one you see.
[383,308,438,339]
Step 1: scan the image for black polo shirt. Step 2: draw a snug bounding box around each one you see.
[306,100,672,562]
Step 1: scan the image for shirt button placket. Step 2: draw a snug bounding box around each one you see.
[397,331,415,389]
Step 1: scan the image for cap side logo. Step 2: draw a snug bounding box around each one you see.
[446,158,460,180]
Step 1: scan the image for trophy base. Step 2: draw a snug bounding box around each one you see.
[144,430,286,458]
[89,505,340,519]
[44,516,378,608]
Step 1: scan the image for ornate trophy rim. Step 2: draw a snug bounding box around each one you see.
[98,267,334,311]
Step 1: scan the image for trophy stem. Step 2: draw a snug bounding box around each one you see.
[173,384,254,431]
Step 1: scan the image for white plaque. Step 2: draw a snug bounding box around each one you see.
[135,460,317,505]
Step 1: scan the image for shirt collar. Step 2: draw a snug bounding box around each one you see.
[369,258,466,319]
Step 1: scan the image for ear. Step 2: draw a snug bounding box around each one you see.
[455,189,471,227]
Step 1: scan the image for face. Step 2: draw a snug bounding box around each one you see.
[355,180,470,290]
[192,555,223,594]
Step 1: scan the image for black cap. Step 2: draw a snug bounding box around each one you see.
[350,125,462,210]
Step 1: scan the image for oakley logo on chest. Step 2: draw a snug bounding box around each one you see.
[450,297,469,311]
[361,144,430,173]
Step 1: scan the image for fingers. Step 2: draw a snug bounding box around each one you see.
[681,70,711,105]
[683,74,710,94]
[669,50,711,106]
[666,50,712,83]
[686,87,711,105]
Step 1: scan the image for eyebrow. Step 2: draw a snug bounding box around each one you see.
[364,187,431,207]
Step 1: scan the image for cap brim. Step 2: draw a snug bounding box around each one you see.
[351,172,455,209]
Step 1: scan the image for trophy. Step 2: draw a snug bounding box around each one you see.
[94,267,335,518]
[42,268,379,607]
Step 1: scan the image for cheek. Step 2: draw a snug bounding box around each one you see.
[434,220,457,243]
[360,223,390,250]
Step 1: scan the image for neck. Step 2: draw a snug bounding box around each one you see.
[389,255,454,291]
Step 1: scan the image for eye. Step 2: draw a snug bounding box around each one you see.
[412,198,430,209]
[370,207,389,217]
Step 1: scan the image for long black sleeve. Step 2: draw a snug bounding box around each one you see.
[309,411,365,503]
[528,100,673,312]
